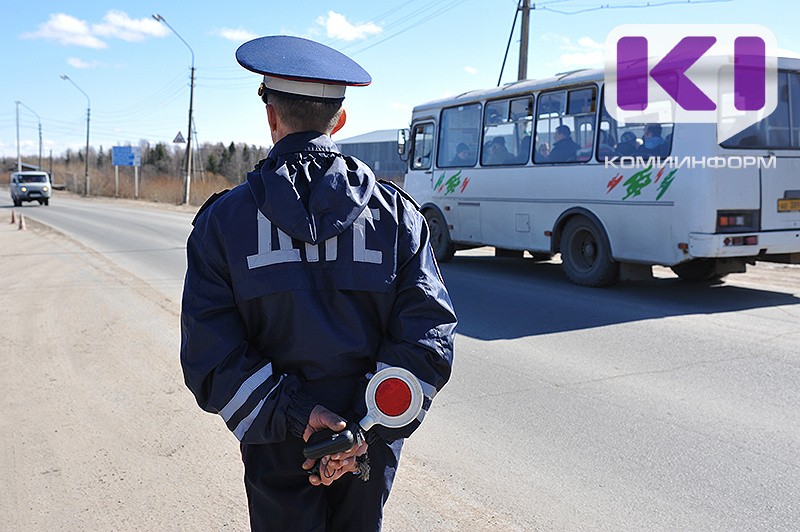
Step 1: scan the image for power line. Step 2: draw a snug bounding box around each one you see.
[97,74,187,120]
[182,1,467,88]
[346,0,465,56]
[498,0,735,85]
[333,0,451,50]
[498,4,522,86]
[537,0,733,15]
[533,0,578,5]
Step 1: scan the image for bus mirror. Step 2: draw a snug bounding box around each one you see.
[397,128,410,161]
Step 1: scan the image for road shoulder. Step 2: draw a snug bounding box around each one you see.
[0,217,249,530]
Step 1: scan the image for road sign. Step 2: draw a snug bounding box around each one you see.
[173,132,185,143]
[112,146,141,167]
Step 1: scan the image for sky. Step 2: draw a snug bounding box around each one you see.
[2,0,799,161]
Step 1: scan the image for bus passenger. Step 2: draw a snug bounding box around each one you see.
[537,142,550,159]
[449,142,472,166]
[597,130,615,160]
[486,137,513,164]
[517,135,532,163]
[636,123,669,157]
[547,125,580,163]
[615,131,639,156]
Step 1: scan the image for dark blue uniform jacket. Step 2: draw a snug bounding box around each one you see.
[180,132,457,445]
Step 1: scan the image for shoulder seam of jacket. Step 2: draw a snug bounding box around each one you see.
[377,180,420,211]
[192,189,231,226]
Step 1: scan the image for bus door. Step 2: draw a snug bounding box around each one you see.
[435,103,483,244]
[762,156,800,230]
[762,71,800,230]
[722,70,800,231]
[406,120,440,220]
[408,121,436,186]
[761,71,800,231]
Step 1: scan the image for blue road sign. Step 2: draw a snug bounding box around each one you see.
[112,146,142,167]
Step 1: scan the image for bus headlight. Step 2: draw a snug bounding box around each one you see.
[42,186,49,192]
[20,186,27,192]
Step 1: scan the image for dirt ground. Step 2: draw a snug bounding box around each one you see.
[0,215,252,530]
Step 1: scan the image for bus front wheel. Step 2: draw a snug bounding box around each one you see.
[424,209,455,263]
[560,216,619,287]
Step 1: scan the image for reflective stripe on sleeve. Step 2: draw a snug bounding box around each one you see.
[219,362,273,422]
[233,374,286,441]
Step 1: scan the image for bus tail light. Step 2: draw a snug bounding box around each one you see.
[716,210,759,233]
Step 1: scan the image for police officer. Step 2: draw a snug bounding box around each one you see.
[180,35,457,531]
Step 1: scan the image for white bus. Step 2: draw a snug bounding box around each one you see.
[397,58,800,286]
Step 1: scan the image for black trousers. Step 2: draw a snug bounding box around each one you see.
[241,437,404,531]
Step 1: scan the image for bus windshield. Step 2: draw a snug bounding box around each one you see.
[721,70,800,149]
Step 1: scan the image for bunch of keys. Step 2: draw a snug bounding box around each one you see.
[302,367,424,482]
[304,422,369,480]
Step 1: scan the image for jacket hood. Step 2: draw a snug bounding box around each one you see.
[247,131,375,244]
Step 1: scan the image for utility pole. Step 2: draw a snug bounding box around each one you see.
[192,117,206,181]
[187,63,195,201]
[518,0,531,81]
[153,14,195,205]
[38,119,42,170]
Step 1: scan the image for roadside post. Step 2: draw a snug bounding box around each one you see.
[112,146,142,199]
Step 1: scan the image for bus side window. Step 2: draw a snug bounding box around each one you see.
[535,91,569,163]
[437,103,482,168]
[568,87,597,162]
[597,86,674,160]
[534,87,598,164]
[481,96,533,166]
[410,123,435,170]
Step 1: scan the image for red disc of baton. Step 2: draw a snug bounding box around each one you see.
[374,377,413,416]
[361,366,424,432]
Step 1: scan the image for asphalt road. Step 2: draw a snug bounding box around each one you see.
[5,191,800,530]
[7,193,193,304]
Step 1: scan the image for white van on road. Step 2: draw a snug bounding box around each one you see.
[10,171,51,207]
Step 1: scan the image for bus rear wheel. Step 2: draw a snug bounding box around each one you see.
[560,216,619,287]
[424,209,455,263]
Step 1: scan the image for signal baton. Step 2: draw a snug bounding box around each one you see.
[303,367,424,461]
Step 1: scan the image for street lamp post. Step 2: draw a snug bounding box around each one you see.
[15,101,20,172]
[153,13,195,205]
[17,101,43,170]
[61,75,91,196]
